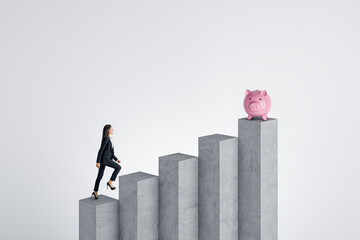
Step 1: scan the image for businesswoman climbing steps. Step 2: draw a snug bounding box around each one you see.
[92,124,122,200]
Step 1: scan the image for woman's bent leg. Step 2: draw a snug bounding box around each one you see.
[105,160,121,181]
[93,164,106,191]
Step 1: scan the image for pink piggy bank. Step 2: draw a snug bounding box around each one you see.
[243,89,271,120]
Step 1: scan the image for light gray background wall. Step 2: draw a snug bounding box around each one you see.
[1,0,359,239]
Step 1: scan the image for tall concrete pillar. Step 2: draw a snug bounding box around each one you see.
[79,195,119,240]
[238,117,278,240]
[159,153,198,240]
[198,134,238,240]
[118,171,158,240]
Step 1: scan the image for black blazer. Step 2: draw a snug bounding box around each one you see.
[96,136,118,163]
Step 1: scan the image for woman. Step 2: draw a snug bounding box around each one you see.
[92,124,122,199]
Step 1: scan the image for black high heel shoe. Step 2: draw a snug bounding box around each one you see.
[107,182,116,190]
[91,192,98,200]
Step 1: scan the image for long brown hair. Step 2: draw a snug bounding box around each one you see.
[102,124,111,140]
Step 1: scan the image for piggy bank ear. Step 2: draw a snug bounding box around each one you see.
[245,89,251,96]
[260,90,267,96]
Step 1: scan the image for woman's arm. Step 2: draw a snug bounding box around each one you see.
[113,152,120,162]
[96,137,110,163]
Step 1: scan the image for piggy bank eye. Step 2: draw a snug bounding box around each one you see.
[259,98,262,100]
[249,98,251,100]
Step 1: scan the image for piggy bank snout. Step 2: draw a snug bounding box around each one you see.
[249,102,260,111]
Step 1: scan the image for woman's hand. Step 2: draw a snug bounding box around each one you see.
[116,160,121,163]
[96,163,100,168]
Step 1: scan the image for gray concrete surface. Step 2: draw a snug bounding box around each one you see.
[118,171,158,240]
[79,195,119,240]
[159,153,198,240]
[199,134,238,240]
[238,117,278,240]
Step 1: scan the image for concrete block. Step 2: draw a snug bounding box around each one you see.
[79,195,119,240]
[238,117,278,240]
[118,171,158,240]
[199,134,238,240]
[159,153,198,240]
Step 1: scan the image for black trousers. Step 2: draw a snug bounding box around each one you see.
[93,160,121,192]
